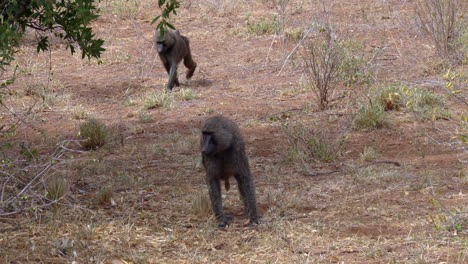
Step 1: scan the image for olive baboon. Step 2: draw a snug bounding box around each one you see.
[154,29,197,91]
[200,115,259,227]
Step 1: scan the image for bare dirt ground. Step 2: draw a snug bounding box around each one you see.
[1,1,467,263]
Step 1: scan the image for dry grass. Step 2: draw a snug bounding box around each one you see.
[79,118,109,150]
[1,0,467,263]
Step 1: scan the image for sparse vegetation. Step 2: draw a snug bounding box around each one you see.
[46,175,68,201]
[79,118,109,150]
[359,146,381,162]
[353,102,389,130]
[375,83,404,111]
[339,41,376,86]
[374,83,450,120]
[128,124,145,135]
[124,98,138,106]
[285,27,303,41]
[191,191,213,217]
[97,187,114,205]
[443,68,467,104]
[71,105,93,120]
[101,0,145,20]
[404,86,447,120]
[415,0,467,61]
[352,166,401,185]
[204,107,215,114]
[144,91,175,109]
[245,15,280,35]
[1,1,466,263]
[281,76,311,96]
[283,122,348,164]
[368,83,451,120]
[138,112,153,123]
[176,88,198,100]
[302,26,374,109]
[302,27,345,110]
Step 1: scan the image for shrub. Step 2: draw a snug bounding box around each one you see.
[72,105,92,120]
[79,119,109,150]
[359,146,381,162]
[246,15,279,35]
[285,28,303,41]
[97,187,114,205]
[144,92,174,110]
[340,41,375,86]
[138,112,153,123]
[415,0,466,61]
[373,83,450,120]
[46,176,68,201]
[176,88,198,101]
[283,122,348,163]
[192,191,213,217]
[353,103,389,130]
[375,83,404,111]
[302,25,376,110]
[303,28,345,110]
[401,85,448,120]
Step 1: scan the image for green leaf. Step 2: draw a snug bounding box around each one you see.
[36,36,49,52]
[151,15,161,25]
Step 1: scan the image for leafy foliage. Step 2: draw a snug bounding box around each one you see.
[0,0,105,68]
[375,83,450,120]
[151,0,180,39]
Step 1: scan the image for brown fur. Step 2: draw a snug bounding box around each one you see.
[200,115,259,227]
[154,29,197,90]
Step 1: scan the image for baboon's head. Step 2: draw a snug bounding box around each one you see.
[201,116,234,156]
[155,29,175,54]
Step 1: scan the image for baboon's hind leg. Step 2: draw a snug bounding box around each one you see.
[235,173,259,225]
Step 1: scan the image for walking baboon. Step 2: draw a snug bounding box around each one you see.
[200,115,259,227]
[154,29,197,91]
